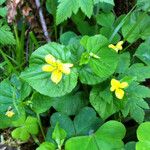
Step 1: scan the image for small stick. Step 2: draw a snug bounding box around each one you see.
[35,0,51,42]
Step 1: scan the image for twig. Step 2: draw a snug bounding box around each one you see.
[26,27,31,65]
[35,0,51,42]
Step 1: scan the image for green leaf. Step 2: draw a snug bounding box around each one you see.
[48,107,103,140]
[135,42,150,65]
[99,0,114,5]
[52,123,67,148]
[12,127,30,141]
[122,12,150,43]
[79,0,93,18]
[96,12,115,27]
[46,0,58,16]
[65,121,125,150]
[31,92,54,114]
[137,0,150,11]
[71,13,96,35]
[0,22,16,45]
[21,42,78,97]
[125,63,150,82]
[0,7,7,17]
[80,35,119,78]
[79,65,106,85]
[60,31,78,45]
[100,27,120,43]
[36,142,56,150]
[136,122,150,150]
[121,82,150,123]
[52,92,88,116]
[56,0,79,25]
[11,116,39,141]
[0,75,31,128]
[0,0,6,5]
[125,142,136,150]
[116,52,130,74]
[90,84,118,120]
[73,107,103,135]
[50,112,75,138]
[24,116,39,135]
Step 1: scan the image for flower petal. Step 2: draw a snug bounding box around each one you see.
[42,65,55,72]
[115,89,124,99]
[51,70,62,84]
[120,82,128,89]
[45,54,56,65]
[5,110,15,118]
[116,41,123,50]
[62,63,73,75]
[111,79,120,87]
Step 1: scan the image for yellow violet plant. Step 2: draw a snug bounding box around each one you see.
[110,78,128,99]
[42,54,73,84]
[108,41,124,53]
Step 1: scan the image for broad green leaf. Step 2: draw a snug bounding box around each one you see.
[65,121,125,150]
[80,35,119,78]
[79,0,93,18]
[122,12,150,43]
[90,84,118,120]
[56,0,95,24]
[46,0,58,16]
[0,76,31,128]
[50,112,75,138]
[21,42,78,97]
[0,22,16,45]
[121,82,150,123]
[0,7,7,17]
[71,13,96,35]
[36,142,56,150]
[0,0,6,5]
[11,117,39,141]
[136,122,150,150]
[99,0,114,5]
[24,116,39,135]
[116,52,130,74]
[48,107,103,140]
[73,107,103,135]
[125,63,150,82]
[94,0,114,5]
[79,65,106,85]
[52,123,67,148]
[56,0,79,25]
[135,42,150,65]
[137,0,150,11]
[12,127,30,141]
[125,142,136,150]
[96,12,115,27]
[52,92,88,116]
[60,31,78,45]
[100,27,120,43]
[31,92,54,114]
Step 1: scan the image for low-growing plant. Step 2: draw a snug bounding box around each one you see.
[0,0,150,150]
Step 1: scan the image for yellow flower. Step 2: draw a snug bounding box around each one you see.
[5,110,15,118]
[110,78,128,99]
[42,54,73,84]
[108,41,124,52]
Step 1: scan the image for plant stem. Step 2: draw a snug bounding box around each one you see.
[37,113,46,140]
[35,0,51,42]
[32,135,40,146]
